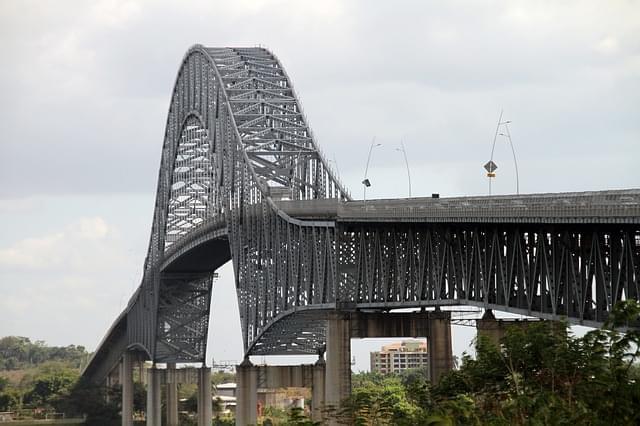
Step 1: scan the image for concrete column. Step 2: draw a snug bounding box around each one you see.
[120,352,134,426]
[236,359,257,426]
[428,311,453,383]
[325,313,351,424]
[166,363,179,426]
[312,355,326,423]
[146,366,161,426]
[476,309,505,347]
[105,372,112,404]
[197,366,212,426]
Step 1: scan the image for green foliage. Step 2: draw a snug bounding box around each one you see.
[285,406,318,425]
[336,374,420,425]
[430,300,640,425]
[63,378,120,425]
[261,406,317,426]
[0,377,20,411]
[327,301,640,426]
[211,370,236,385]
[23,364,79,408]
[0,336,89,370]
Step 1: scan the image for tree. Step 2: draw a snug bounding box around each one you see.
[430,300,640,425]
[61,378,120,425]
[23,363,79,408]
[0,377,20,411]
[336,374,419,425]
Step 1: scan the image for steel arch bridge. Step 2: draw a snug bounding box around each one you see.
[82,45,640,384]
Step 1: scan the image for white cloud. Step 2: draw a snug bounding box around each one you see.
[0,210,144,347]
[75,217,110,239]
[0,216,118,271]
[594,36,620,55]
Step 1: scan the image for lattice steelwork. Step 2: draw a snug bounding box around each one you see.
[338,224,639,325]
[155,274,213,362]
[81,45,640,385]
[164,118,212,249]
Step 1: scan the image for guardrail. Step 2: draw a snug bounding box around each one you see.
[279,189,640,224]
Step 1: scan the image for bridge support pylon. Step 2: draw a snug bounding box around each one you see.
[236,358,258,426]
[197,366,212,426]
[428,310,454,383]
[146,365,161,426]
[325,312,351,424]
[312,354,326,423]
[120,352,134,426]
[476,309,540,348]
[166,363,179,426]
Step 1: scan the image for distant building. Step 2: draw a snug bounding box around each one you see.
[214,383,237,414]
[370,340,428,374]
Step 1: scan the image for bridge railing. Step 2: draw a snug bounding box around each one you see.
[336,190,640,223]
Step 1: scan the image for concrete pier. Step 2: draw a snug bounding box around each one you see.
[234,359,326,424]
[477,309,539,347]
[236,359,258,426]
[322,309,453,423]
[146,366,161,426]
[312,355,326,422]
[166,363,179,426]
[120,352,134,426]
[197,367,212,426]
[325,313,351,425]
[428,311,453,383]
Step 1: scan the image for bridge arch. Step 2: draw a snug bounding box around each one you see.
[119,45,350,367]
[82,46,640,386]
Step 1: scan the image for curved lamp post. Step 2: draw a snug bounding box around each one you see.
[499,123,520,195]
[363,138,382,206]
[486,110,513,195]
[395,140,412,198]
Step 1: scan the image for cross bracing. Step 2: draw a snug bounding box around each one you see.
[81,45,640,385]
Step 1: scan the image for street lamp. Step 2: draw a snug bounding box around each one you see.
[499,122,520,195]
[363,138,382,206]
[395,140,412,197]
[486,109,513,195]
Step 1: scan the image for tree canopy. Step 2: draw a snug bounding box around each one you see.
[339,300,640,426]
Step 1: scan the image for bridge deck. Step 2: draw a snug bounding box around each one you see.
[275,189,640,224]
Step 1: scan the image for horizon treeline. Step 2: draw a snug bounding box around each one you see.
[0,336,90,371]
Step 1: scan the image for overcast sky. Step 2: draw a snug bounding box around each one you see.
[0,0,638,371]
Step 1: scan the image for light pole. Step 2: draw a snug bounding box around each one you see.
[486,110,512,195]
[499,122,520,195]
[363,137,381,206]
[395,140,412,197]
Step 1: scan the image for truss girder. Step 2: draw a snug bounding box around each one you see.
[337,223,640,325]
[82,45,640,385]
[155,274,213,362]
[83,46,348,383]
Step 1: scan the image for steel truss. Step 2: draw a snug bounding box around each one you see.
[338,224,640,325]
[81,45,640,384]
[83,46,348,382]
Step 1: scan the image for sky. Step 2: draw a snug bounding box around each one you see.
[0,0,639,372]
